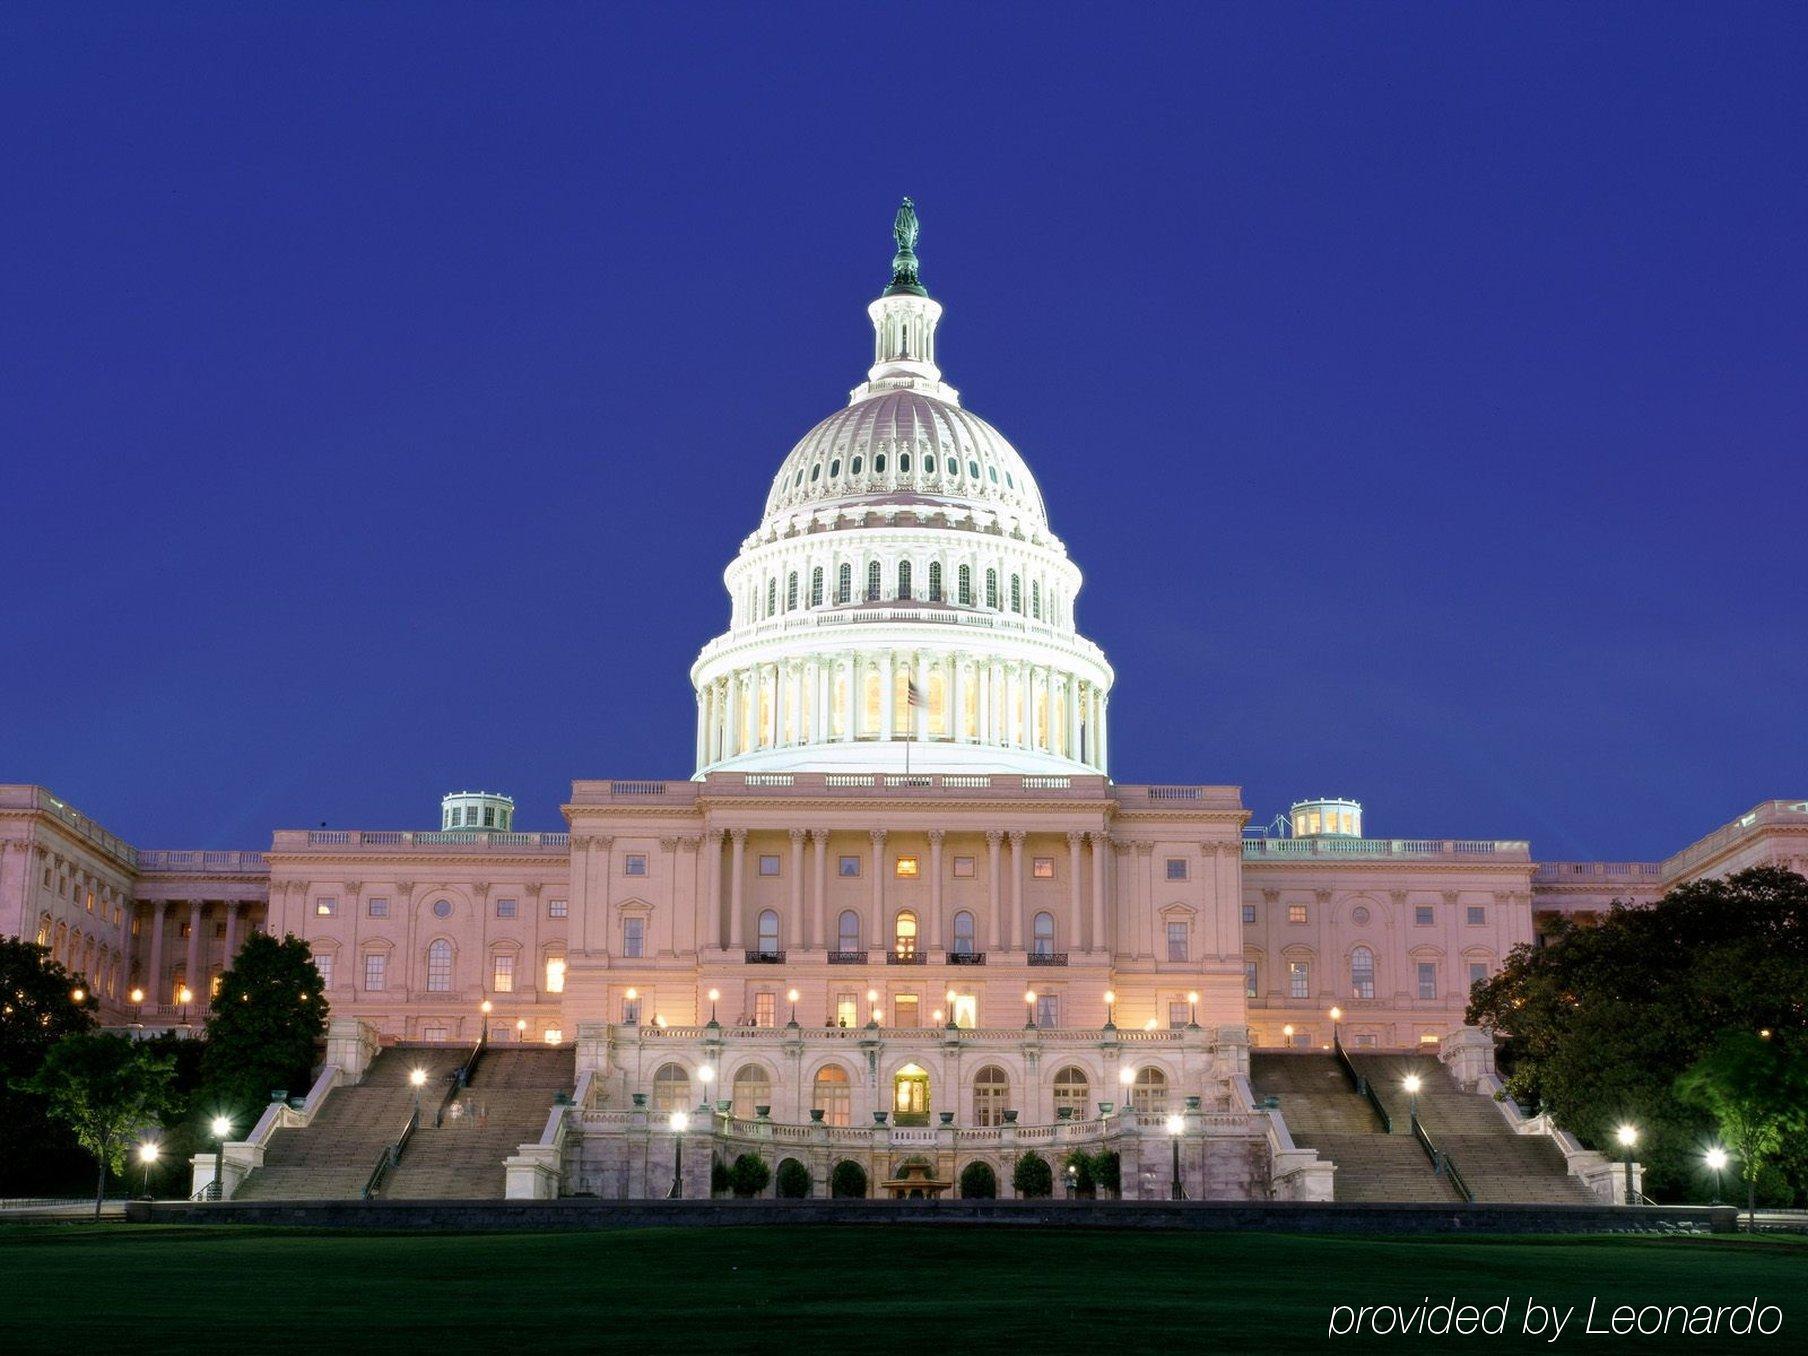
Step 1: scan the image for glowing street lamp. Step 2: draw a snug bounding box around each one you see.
[209,1115,232,1202]
[177,985,193,1025]
[129,987,145,1005]
[786,988,800,1027]
[1118,1064,1136,1116]
[1187,991,1200,1029]
[409,1067,427,1115]
[1166,1112,1186,1200]
[1281,1023,1294,1047]
[70,987,86,1005]
[137,1141,160,1199]
[1402,1074,1422,1126]
[945,988,959,1031]
[667,1110,690,1198]
[1705,1147,1728,1206]
[697,1064,715,1113]
[866,988,880,1028]
[707,988,720,1026]
[1616,1124,1639,1204]
[1103,990,1117,1030]
[1328,1006,1343,1047]
[1024,989,1038,1029]
[515,1018,528,1040]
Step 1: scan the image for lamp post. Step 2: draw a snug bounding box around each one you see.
[209,1115,232,1201]
[1103,989,1116,1030]
[624,987,638,1026]
[867,988,881,1028]
[786,988,800,1027]
[1186,991,1199,1029]
[1402,1074,1422,1128]
[1166,1113,1186,1200]
[1118,1065,1136,1117]
[1616,1124,1638,1204]
[1705,1147,1727,1206]
[177,985,193,1026]
[70,986,86,1005]
[1281,1023,1294,1048]
[409,1067,427,1116]
[707,988,720,1026]
[1328,1006,1343,1049]
[698,1064,715,1114]
[945,988,959,1031]
[668,1110,689,1199]
[1066,1162,1078,1199]
[129,987,144,1006]
[515,1018,528,1042]
[1024,989,1037,1029]
[137,1141,160,1200]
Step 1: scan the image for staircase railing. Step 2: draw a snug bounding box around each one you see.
[1410,1111,1475,1203]
[1333,1033,1393,1134]
[361,1105,420,1200]
[436,1025,489,1127]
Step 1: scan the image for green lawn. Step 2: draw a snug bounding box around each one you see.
[0,1225,1798,1353]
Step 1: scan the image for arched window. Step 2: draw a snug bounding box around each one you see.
[837,563,852,603]
[757,909,780,954]
[958,564,972,606]
[928,561,943,602]
[1053,1066,1090,1119]
[732,1064,772,1119]
[810,567,824,607]
[1351,945,1375,1000]
[829,458,841,477]
[810,463,822,481]
[899,451,912,473]
[426,939,453,992]
[813,1066,851,1127]
[1032,911,1055,957]
[1010,574,1022,613]
[875,453,887,474]
[1031,580,1042,620]
[973,1065,1010,1127]
[786,572,798,611]
[952,910,976,955]
[1130,1066,1169,1114]
[894,910,917,959]
[837,910,861,954]
[866,562,882,602]
[766,578,777,616]
[851,455,863,475]
[897,561,911,599]
[985,569,998,609]
[652,1062,690,1113]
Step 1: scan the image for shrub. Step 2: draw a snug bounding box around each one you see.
[1012,1151,1054,1198]
[829,1159,868,1198]
[1094,1150,1122,1196]
[730,1152,771,1198]
[709,1155,732,1197]
[1062,1148,1096,1195]
[958,1160,998,1199]
[775,1157,811,1199]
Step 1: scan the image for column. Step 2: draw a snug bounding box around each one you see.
[146,901,168,1003]
[1098,693,1109,772]
[223,902,239,963]
[948,656,963,743]
[810,829,829,948]
[704,831,724,949]
[694,690,707,769]
[1041,667,1055,752]
[183,900,204,1001]
[1008,831,1026,949]
[838,655,855,742]
[986,831,1003,951]
[723,672,741,758]
[728,830,747,949]
[880,652,896,740]
[788,829,806,948]
[807,658,824,744]
[1065,674,1080,761]
[1067,831,1084,949]
[771,662,786,747]
[1089,832,1108,954]
[928,829,945,949]
[869,829,886,950]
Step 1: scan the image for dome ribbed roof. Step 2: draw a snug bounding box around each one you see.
[762,389,1046,526]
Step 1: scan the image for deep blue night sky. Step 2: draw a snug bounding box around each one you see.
[3,3,1803,860]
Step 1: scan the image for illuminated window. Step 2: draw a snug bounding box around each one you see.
[973,1065,1010,1126]
[1053,1066,1089,1118]
[951,992,977,1028]
[733,1064,772,1117]
[545,956,566,993]
[1032,857,1054,880]
[753,992,776,1028]
[835,991,858,1028]
[894,995,919,1027]
[1288,960,1310,999]
[492,955,514,992]
[652,1063,689,1113]
[1351,946,1375,999]
[363,953,387,992]
[543,1028,562,1045]
[623,918,645,958]
[894,856,919,878]
[952,855,974,878]
[758,854,780,876]
[624,854,647,876]
[621,994,640,1024]
[1243,960,1258,997]
[315,898,337,917]
[1130,1066,1169,1113]
[1288,904,1308,925]
[426,940,452,992]
[548,898,568,918]
[893,910,918,957]
[813,1066,851,1126]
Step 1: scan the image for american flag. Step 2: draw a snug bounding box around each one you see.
[905,678,924,709]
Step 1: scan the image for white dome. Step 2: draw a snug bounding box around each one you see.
[763,390,1047,527]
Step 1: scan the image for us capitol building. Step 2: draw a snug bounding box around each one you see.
[3,202,1803,1204]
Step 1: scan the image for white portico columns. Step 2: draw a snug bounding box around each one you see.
[1089,831,1108,952]
[928,829,945,949]
[788,829,806,948]
[704,830,724,948]
[184,900,204,1002]
[222,901,239,962]
[146,901,168,1002]
[869,829,887,949]
[1009,830,1026,948]
[986,830,1003,952]
[1067,831,1084,948]
[810,829,829,947]
[728,829,747,949]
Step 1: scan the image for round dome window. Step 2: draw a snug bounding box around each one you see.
[432,899,452,919]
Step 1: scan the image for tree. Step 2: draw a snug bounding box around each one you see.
[730,1151,772,1198]
[1467,866,1808,1201]
[1012,1151,1053,1198]
[0,938,98,1195]
[775,1157,811,1199]
[958,1159,997,1198]
[1094,1150,1122,1197]
[199,932,328,1116]
[24,1033,178,1220]
[1063,1148,1097,1195]
[1677,1032,1808,1225]
[829,1159,867,1198]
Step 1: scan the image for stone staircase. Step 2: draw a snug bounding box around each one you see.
[381,1047,576,1200]
[233,1046,469,1201]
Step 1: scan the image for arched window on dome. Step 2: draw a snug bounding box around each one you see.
[968,459,979,478]
[928,562,943,602]
[875,453,887,474]
[851,455,863,475]
[810,567,824,608]
[837,563,852,604]
[988,466,998,483]
[829,458,841,477]
[1010,574,1022,614]
[985,569,998,610]
[1351,946,1376,1000]
[786,573,798,612]
[766,578,777,617]
[899,452,912,473]
[1031,580,1042,620]
[897,561,912,600]
[811,463,822,482]
[866,562,881,602]
[958,565,972,606]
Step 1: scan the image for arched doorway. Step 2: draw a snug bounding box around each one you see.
[892,1062,931,1126]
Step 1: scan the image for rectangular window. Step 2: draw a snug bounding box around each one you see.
[1168,1000,1189,1029]
[1032,857,1055,880]
[363,953,386,992]
[1244,960,1258,998]
[367,897,389,918]
[952,856,974,878]
[1166,858,1188,881]
[1415,905,1435,926]
[758,854,781,877]
[315,898,338,917]
[1165,920,1188,961]
[1353,1033,1377,1049]
[894,994,919,1028]
[1288,960,1310,999]
[548,898,568,918]
[1287,904,1308,925]
[1468,962,1487,989]
[838,855,860,878]
[492,955,515,992]
[316,953,334,988]
[951,993,977,1029]
[835,992,859,1028]
[422,1023,448,1042]
[1417,962,1438,1000]
[546,957,566,993]
[496,898,518,919]
[1036,994,1059,1027]
[1292,1029,1313,1049]
[624,853,648,876]
[754,992,776,1027]
[1241,904,1257,925]
[894,856,919,879]
[621,996,640,1025]
[1466,905,1486,925]
[623,918,645,958]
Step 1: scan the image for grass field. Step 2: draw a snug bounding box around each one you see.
[0,1224,1798,1353]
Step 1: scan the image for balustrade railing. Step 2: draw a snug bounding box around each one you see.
[362,1105,420,1200]
[1410,1112,1475,1203]
[744,949,786,964]
[1244,836,1529,862]
[1333,1033,1392,1133]
[946,951,986,966]
[1027,951,1068,967]
[827,950,867,965]
[886,950,925,965]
